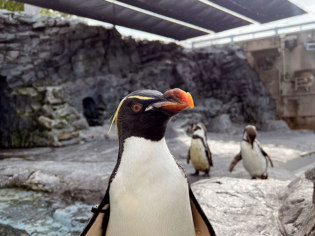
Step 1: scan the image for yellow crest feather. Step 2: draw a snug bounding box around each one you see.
[108,97,126,134]
[127,95,155,100]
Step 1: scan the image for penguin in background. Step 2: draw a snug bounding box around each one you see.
[229,125,273,179]
[187,123,213,176]
[81,88,216,236]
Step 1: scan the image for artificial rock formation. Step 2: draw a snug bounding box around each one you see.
[0,84,88,147]
[305,167,315,204]
[0,10,276,147]
[192,174,315,236]
[192,177,290,235]
[278,171,315,236]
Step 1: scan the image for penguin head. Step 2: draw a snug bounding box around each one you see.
[112,88,194,142]
[243,125,257,146]
[192,123,207,132]
[191,123,207,136]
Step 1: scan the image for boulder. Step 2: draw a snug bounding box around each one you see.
[0,223,29,236]
[305,167,315,204]
[278,170,315,236]
[191,177,290,236]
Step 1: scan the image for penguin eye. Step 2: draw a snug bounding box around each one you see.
[132,103,143,113]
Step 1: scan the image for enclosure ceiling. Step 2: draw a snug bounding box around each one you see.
[16,0,306,40]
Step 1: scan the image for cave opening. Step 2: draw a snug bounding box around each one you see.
[82,97,105,126]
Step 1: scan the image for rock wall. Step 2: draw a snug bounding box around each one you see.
[279,171,315,236]
[0,10,276,148]
[0,84,88,147]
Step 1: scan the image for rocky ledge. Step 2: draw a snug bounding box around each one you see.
[193,174,314,236]
[0,124,314,235]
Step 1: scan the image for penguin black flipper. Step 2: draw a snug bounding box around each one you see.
[187,147,191,164]
[203,125,213,167]
[256,142,274,167]
[229,152,242,172]
[205,144,213,167]
[189,187,216,236]
[80,188,110,236]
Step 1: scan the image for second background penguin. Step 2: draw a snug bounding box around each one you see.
[187,123,213,176]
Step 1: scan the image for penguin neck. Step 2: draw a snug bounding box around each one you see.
[192,129,205,140]
[118,136,173,172]
[242,133,250,143]
[117,118,169,143]
[241,139,255,149]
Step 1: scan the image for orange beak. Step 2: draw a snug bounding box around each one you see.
[147,88,194,112]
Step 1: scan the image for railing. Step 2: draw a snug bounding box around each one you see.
[192,21,315,48]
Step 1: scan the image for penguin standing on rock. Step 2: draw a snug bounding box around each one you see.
[81,88,216,236]
[187,123,213,176]
[229,125,273,179]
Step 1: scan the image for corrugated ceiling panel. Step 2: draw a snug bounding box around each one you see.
[15,0,306,40]
[209,0,306,23]
[16,0,207,40]
[119,0,250,32]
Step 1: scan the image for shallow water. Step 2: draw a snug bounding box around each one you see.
[0,188,91,235]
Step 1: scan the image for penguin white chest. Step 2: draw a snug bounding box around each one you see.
[241,141,267,177]
[106,137,195,236]
[190,139,209,171]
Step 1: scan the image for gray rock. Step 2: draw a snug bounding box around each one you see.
[0,33,15,42]
[72,118,89,130]
[44,87,64,105]
[24,170,61,192]
[207,114,235,133]
[54,104,77,118]
[38,116,54,130]
[6,50,19,61]
[305,167,315,204]
[16,14,37,24]
[192,98,223,122]
[55,18,69,27]
[202,98,223,117]
[0,223,29,236]
[32,21,47,29]
[41,104,55,118]
[305,167,315,182]
[278,173,315,236]
[51,119,68,130]
[38,51,51,59]
[261,119,289,131]
[58,63,72,79]
[12,87,38,97]
[2,12,18,25]
[57,129,78,141]
[17,31,37,38]
[191,177,290,236]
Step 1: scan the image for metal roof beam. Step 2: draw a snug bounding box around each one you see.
[104,0,214,34]
[197,0,259,24]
